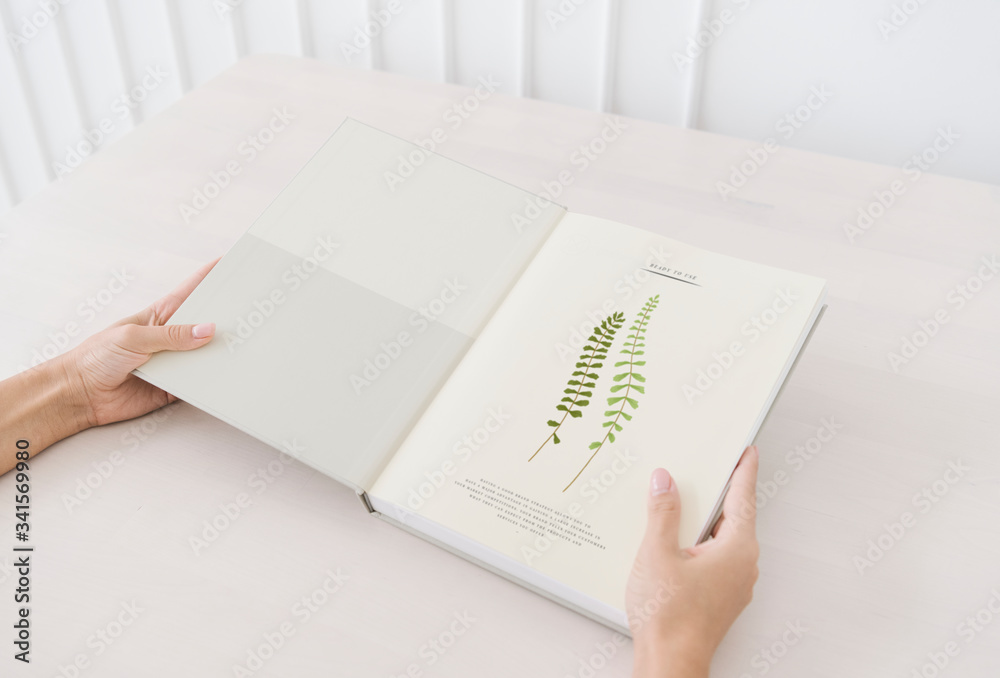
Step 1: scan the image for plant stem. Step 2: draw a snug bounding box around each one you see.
[562,376,630,491]
[529,321,613,461]
[563,300,654,491]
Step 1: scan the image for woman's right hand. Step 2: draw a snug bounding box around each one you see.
[628,446,760,678]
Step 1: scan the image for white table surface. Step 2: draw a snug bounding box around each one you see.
[1,54,998,677]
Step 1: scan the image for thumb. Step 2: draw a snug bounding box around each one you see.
[117,322,216,355]
[642,468,682,554]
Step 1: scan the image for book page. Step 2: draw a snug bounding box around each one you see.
[136,119,565,491]
[370,212,826,615]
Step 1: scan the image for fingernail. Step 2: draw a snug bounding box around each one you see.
[192,323,215,339]
[749,445,759,458]
[651,468,673,496]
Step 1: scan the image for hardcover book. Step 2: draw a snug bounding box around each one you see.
[136,119,827,633]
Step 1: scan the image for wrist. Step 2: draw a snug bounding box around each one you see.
[17,356,93,448]
[632,629,713,678]
[49,354,95,434]
[0,354,92,475]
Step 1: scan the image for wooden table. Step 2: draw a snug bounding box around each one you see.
[1,54,998,677]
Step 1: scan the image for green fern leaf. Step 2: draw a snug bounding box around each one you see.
[564,295,660,489]
[532,310,627,462]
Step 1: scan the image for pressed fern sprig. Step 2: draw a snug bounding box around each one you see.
[529,311,625,461]
[563,295,659,491]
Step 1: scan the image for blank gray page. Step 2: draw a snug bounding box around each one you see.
[136,119,565,491]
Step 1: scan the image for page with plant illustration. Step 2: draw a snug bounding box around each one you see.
[369,212,827,614]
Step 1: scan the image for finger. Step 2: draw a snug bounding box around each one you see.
[681,512,724,558]
[715,446,759,542]
[683,539,714,558]
[111,258,221,329]
[114,322,215,355]
[150,257,222,324]
[108,310,147,329]
[711,513,724,538]
[641,468,683,558]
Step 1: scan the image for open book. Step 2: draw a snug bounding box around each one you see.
[136,119,827,633]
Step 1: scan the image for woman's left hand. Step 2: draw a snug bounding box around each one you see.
[65,258,218,427]
[0,258,218,473]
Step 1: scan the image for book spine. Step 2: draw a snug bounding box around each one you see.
[357,491,376,514]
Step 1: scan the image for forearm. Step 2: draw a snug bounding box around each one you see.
[0,357,90,475]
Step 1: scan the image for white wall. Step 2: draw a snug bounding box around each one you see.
[698,0,1000,188]
[0,0,996,216]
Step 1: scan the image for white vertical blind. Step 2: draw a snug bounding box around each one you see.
[697,0,1000,186]
[0,0,995,215]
